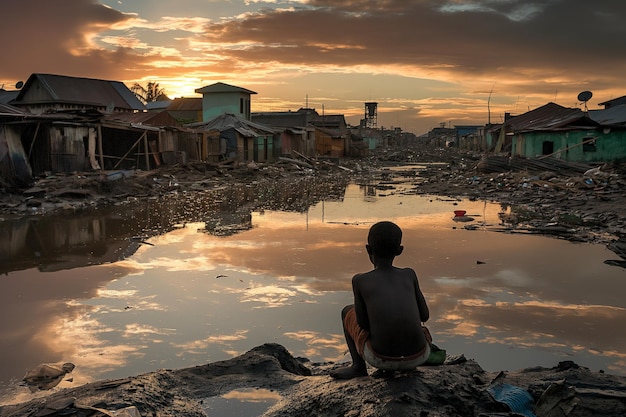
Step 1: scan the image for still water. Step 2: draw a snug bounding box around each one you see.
[1,170,626,405]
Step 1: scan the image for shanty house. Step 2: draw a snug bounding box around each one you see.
[0,104,33,187]
[251,111,315,157]
[101,111,200,169]
[307,110,349,157]
[195,82,256,122]
[495,102,626,162]
[4,108,104,177]
[188,113,275,163]
[252,108,350,157]
[11,73,145,114]
[314,126,346,157]
[2,73,153,174]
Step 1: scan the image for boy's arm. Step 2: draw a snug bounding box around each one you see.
[353,275,370,331]
[414,275,429,323]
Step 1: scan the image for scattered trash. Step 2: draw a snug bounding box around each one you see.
[487,382,536,417]
[22,362,75,392]
[77,403,142,417]
[534,381,579,416]
[104,170,135,181]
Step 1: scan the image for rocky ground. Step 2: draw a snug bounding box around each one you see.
[1,343,625,417]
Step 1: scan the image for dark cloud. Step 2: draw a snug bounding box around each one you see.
[202,0,626,88]
[0,0,149,81]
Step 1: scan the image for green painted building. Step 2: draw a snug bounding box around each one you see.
[497,102,626,162]
[195,82,257,122]
[511,129,626,162]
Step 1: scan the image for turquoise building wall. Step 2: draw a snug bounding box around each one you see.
[512,129,626,162]
[201,92,251,122]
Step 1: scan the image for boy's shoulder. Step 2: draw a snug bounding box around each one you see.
[353,266,417,282]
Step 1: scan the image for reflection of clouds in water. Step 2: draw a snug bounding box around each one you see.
[123,324,176,337]
[190,237,269,252]
[94,288,165,313]
[241,285,297,308]
[121,256,217,273]
[172,330,248,354]
[441,319,482,337]
[458,299,490,307]
[239,284,323,308]
[608,360,626,374]
[492,269,533,287]
[480,335,566,349]
[302,241,356,251]
[510,301,625,313]
[49,313,145,384]
[97,289,138,298]
[283,330,346,361]
[433,276,483,286]
[434,271,532,289]
[601,356,626,374]
[222,388,282,402]
[100,262,145,277]
[435,294,626,367]
[288,284,322,297]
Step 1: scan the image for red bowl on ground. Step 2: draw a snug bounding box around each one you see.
[454,210,467,217]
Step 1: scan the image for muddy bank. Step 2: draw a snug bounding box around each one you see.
[1,343,625,417]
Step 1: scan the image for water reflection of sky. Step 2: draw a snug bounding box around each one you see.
[2,182,626,404]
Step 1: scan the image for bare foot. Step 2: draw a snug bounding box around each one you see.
[329,365,368,379]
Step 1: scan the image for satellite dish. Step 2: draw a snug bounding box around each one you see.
[577,90,592,111]
[577,90,593,102]
[15,81,24,89]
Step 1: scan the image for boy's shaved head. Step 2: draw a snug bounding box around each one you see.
[367,221,402,258]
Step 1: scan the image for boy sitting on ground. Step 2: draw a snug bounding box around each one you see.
[330,221,431,379]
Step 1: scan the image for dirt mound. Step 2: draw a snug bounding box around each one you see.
[2,344,625,417]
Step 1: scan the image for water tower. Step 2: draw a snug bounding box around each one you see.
[364,102,378,128]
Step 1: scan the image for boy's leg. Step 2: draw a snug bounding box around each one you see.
[330,305,368,379]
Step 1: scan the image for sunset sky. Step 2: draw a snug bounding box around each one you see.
[1,0,625,134]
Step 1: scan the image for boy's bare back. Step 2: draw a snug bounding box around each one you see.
[353,264,429,357]
[329,221,431,379]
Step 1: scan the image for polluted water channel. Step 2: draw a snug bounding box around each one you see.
[1,167,626,412]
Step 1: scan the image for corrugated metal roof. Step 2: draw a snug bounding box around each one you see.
[506,102,596,132]
[14,73,145,111]
[104,111,159,124]
[589,104,626,126]
[598,95,626,107]
[314,125,344,137]
[167,97,202,111]
[188,112,274,136]
[195,82,257,95]
[146,100,171,111]
[0,89,19,104]
[0,103,29,116]
[252,111,309,128]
